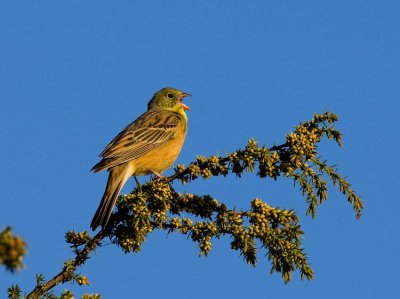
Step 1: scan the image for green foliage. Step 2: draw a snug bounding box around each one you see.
[0,227,27,272]
[65,231,91,248]
[7,285,22,299]
[7,111,363,297]
[104,111,361,283]
[171,112,362,219]
[113,183,313,282]
[81,295,101,299]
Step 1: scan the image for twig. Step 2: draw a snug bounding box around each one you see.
[26,230,107,299]
[165,142,289,183]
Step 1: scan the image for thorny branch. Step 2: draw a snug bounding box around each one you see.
[5,112,363,299]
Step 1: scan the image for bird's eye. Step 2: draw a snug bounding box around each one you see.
[167,93,174,99]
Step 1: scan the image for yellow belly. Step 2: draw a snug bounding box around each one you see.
[131,128,186,176]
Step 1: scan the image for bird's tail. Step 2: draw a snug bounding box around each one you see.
[90,165,132,231]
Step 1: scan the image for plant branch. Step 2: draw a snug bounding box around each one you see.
[17,111,362,297]
[26,230,107,299]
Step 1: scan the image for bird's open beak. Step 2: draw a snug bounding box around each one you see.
[180,92,191,110]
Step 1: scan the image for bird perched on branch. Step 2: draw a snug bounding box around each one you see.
[90,87,191,230]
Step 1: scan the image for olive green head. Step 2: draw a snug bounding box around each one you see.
[148,87,191,112]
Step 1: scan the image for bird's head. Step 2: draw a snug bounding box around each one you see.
[148,87,191,113]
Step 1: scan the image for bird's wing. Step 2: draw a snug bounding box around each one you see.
[96,110,182,169]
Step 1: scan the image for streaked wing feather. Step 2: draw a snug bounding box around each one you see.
[97,110,181,168]
[98,144,158,169]
[99,113,148,157]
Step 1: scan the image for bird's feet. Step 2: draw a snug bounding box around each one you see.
[150,170,166,182]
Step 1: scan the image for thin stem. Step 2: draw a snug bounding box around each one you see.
[165,143,289,183]
[27,230,107,299]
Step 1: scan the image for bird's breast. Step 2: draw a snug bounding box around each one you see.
[132,124,187,175]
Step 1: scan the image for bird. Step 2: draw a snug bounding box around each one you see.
[90,87,191,231]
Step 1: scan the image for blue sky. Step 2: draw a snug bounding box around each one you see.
[1,1,399,298]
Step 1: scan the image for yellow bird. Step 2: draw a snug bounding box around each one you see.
[90,87,191,230]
